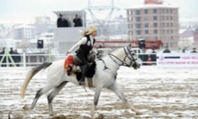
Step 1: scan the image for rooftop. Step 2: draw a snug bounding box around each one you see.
[14,25,35,29]
[126,4,178,9]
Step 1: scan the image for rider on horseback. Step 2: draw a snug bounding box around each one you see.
[66,26,97,85]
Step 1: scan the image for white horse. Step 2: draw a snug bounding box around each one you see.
[21,44,141,118]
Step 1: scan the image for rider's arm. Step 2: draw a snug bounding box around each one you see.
[68,37,87,53]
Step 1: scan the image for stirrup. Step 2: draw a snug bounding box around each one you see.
[79,81,85,85]
[79,79,85,85]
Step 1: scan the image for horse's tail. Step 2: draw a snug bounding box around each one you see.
[21,62,52,98]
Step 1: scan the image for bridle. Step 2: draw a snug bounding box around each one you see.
[108,46,138,67]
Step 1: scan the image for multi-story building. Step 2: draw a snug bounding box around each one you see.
[34,16,55,36]
[126,0,179,48]
[38,32,54,48]
[13,25,36,40]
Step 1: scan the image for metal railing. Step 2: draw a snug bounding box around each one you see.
[0,53,67,67]
[1,53,197,68]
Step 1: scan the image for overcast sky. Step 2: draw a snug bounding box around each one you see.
[0,0,197,24]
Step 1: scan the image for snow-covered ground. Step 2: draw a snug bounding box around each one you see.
[0,66,198,119]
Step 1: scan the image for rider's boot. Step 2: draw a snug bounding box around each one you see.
[79,65,88,85]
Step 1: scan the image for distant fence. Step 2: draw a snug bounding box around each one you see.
[0,53,66,67]
[0,53,197,68]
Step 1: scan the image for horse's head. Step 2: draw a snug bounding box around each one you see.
[122,44,140,69]
[108,44,140,69]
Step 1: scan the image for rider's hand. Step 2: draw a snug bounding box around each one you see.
[66,51,70,55]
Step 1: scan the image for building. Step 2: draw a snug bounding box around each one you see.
[34,16,55,36]
[126,0,179,48]
[53,10,86,54]
[194,27,198,47]
[38,32,54,48]
[13,25,36,40]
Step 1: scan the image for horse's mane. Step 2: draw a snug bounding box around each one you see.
[100,47,123,59]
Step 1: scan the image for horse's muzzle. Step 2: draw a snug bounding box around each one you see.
[132,63,140,70]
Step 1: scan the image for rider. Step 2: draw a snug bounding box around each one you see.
[66,26,97,85]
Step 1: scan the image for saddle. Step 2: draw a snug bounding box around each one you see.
[64,53,96,87]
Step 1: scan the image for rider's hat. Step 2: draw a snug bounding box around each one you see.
[88,26,97,34]
[80,26,97,35]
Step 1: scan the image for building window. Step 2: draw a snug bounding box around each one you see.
[144,16,149,21]
[154,30,158,34]
[153,9,157,13]
[167,23,169,27]
[144,9,148,14]
[170,9,173,13]
[162,23,165,27]
[170,16,173,20]
[167,9,169,13]
[171,23,173,27]
[162,9,164,14]
[136,23,141,28]
[136,10,140,15]
[136,30,141,35]
[171,29,173,34]
[171,36,174,40]
[153,16,157,20]
[155,36,158,40]
[128,10,132,15]
[128,30,133,35]
[163,29,165,34]
[167,29,169,34]
[128,17,132,22]
[128,24,133,29]
[136,17,141,22]
[145,23,149,28]
[167,16,169,20]
[145,30,149,34]
[154,23,158,27]
[162,16,164,20]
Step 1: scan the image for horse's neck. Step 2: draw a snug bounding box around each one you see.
[102,49,125,74]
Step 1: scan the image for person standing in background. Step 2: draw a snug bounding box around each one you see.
[62,18,69,27]
[163,46,171,53]
[0,47,5,67]
[73,14,82,27]
[139,48,148,65]
[57,14,63,27]
[151,48,156,65]
[182,49,186,53]
[9,48,15,67]
[14,49,21,67]
[191,48,197,53]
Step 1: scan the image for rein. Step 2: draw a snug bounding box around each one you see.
[108,53,124,66]
[108,47,137,67]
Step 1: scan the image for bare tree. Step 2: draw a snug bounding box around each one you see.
[18,39,30,53]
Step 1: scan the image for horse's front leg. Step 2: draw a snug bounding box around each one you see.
[90,86,102,118]
[108,83,142,115]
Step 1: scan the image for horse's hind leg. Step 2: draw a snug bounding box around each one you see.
[31,85,53,109]
[47,81,68,116]
[108,83,142,115]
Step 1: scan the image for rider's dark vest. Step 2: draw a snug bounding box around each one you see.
[77,35,95,55]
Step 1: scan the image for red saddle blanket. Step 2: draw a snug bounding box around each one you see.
[64,55,74,71]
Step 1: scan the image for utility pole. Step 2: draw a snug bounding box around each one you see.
[85,0,120,40]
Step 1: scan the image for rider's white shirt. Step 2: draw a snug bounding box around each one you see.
[68,35,95,53]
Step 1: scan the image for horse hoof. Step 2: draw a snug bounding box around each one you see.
[23,104,30,110]
[135,111,143,115]
[50,113,55,116]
